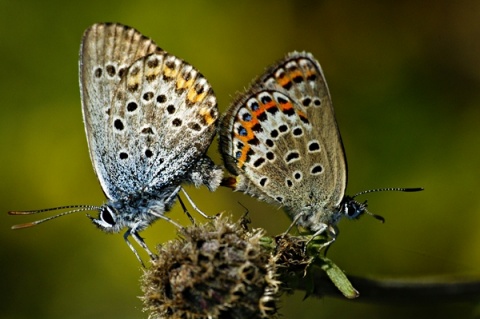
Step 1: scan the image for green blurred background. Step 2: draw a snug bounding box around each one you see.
[1,0,480,318]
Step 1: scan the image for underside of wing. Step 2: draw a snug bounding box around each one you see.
[80,23,160,198]
[80,23,218,199]
[106,52,218,195]
[220,52,346,210]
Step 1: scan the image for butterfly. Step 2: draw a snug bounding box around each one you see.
[219,51,422,247]
[9,23,222,265]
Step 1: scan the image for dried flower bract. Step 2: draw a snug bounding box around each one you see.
[141,215,280,319]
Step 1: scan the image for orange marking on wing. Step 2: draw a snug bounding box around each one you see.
[305,69,316,78]
[186,88,207,104]
[279,100,294,112]
[237,144,250,168]
[200,108,216,125]
[187,87,197,103]
[127,73,141,87]
[184,78,194,89]
[241,117,259,130]
[163,66,176,78]
[297,110,308,121]
[234,121,256,168]
[252,108,263,117]
[288,70,303,79]
[251,100,276,118]
[234,128,254,142]
[195,92,207,103]
[264,100,277,110]
[277,76,291,87]
[176,78,186,90]
[145,68,159,81]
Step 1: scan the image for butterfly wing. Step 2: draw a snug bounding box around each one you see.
[80,23,159,199]
[220,52,347,219]
[80,23,219,200]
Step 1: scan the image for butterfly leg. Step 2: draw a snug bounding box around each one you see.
[132,230,156,257]
[149,208,185,229]
[282,214,337,253]
[161,185,195,223]
[176,194,195,224]
[123,228,151,267]
[282,211,307,237]
[181,188,215,220]
[304,224,337,253]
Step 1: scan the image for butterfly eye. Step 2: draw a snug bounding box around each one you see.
[342,199,366,220]
[100,206,116,226]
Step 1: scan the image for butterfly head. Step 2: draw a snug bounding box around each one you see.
[88,205,120,232]
[87,199,159,234]
[339,187,424,223]
[340,196,369,220]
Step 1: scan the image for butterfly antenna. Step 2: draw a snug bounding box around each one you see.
[352,187,423,223]
[352,187,424,198]
[361,202,386,223]
[8,205,101,229]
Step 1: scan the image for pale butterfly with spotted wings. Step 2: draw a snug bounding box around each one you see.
[219,51,422,246]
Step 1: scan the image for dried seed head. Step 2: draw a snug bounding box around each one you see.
[274,234,313,274]
[141,216,280,319]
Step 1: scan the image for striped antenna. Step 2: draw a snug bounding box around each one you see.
[8,205,101,229]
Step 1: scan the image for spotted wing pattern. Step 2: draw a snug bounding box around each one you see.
[80,23,219,200]
[220,52,347,224]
